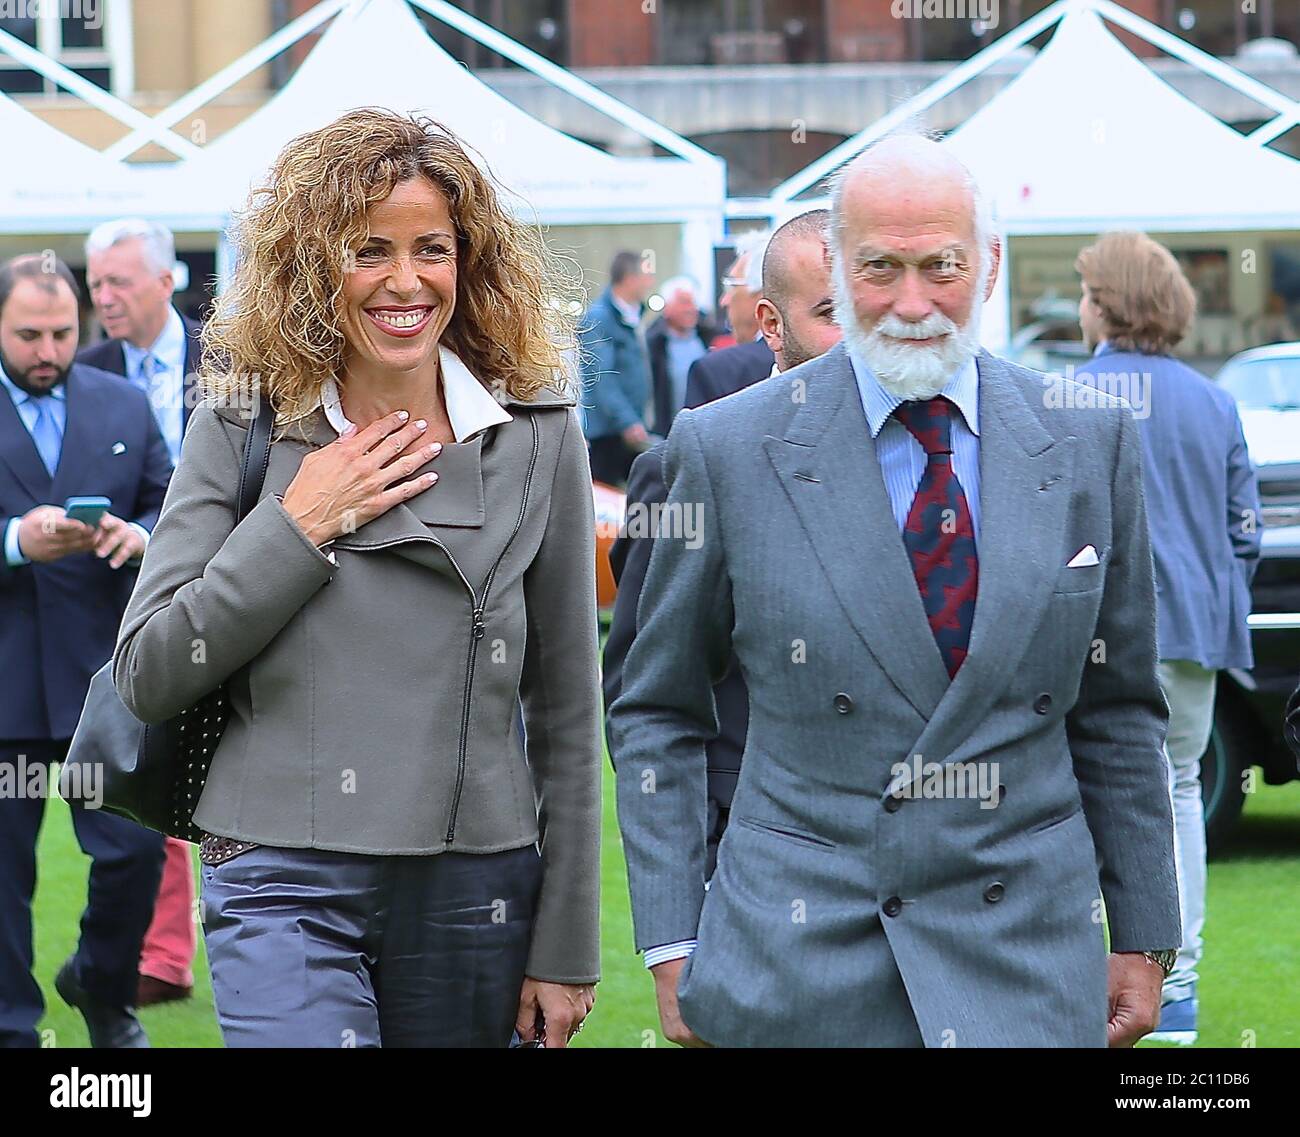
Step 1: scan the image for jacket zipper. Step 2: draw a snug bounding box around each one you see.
[445,416,540,843]
[342,418,541,843]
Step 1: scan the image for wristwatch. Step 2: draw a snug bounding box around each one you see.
[1141,949,1177,978]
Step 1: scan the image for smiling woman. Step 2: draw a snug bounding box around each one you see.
[113,109,601,1049]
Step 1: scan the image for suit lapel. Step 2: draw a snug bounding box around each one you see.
[762,345,950,721]
[904,352,1075,777]
[0,380,52,503]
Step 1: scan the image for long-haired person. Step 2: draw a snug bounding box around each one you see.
[114,109,601,1048]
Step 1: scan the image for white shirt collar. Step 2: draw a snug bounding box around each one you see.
[319,345,513,443]
[767,361,780,379]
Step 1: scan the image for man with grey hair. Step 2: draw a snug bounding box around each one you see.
[79,218,202,1010]
[611,133,1180,1047]
[79,219,202,468]
[645,276,717,436]
[684,230,775,408]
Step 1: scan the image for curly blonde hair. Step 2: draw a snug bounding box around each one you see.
[203,108,580,425]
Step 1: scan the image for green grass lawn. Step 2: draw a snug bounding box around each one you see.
[31,764,1300,1048]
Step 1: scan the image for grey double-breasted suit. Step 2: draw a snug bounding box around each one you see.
[609,343,1180,1046]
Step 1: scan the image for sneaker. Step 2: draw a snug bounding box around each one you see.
[1146,996,1197,1045]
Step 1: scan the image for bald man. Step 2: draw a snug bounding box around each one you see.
[610,134,1180,1048]
[604,210,841,891]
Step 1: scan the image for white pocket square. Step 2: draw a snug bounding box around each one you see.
[111,441,127,455]
[1066,544,1100,568]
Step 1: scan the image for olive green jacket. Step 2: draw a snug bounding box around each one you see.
[114,390,601,983]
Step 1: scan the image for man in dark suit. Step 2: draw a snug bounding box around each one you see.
[603,209,841,881]
[0,254,171,1048]
[644,277,717,437]
[80,218,201,1007]
[683,230,775,409]
[79,219,201,467]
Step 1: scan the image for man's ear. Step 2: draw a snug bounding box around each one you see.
[982,237,1002,301]
[756,297,783,355]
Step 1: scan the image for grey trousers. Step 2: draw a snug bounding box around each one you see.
[1157,659,1217,1004]
[200,843,542,1047]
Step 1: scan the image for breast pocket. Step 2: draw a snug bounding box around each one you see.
[1052,545,1109,595]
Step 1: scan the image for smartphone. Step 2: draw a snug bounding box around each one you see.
[63,496,111,527]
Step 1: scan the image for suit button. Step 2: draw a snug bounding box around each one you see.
[984,882,1005,903]
[884,794,902,813]
[1033,693,1052,715]
[833,693,853,714]
[882,896,903,917]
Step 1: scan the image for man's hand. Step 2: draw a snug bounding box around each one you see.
[651,958,711,1048]
[1107,952,1164,1047]
[622,422,651,452]
[16,506,97,563]
[93,512,146,569]
[515,978,596,1048]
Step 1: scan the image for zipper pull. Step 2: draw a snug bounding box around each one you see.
[472,608,486,640]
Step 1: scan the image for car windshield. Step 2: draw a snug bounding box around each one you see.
[1219,357,1300,410]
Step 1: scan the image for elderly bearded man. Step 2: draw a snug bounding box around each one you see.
[609,135,1180,1049]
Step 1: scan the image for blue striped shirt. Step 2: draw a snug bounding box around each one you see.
[847,348,982,544]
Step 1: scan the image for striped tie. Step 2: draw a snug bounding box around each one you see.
[892,396,979,677]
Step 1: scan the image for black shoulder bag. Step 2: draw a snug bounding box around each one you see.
[61,400,276,841]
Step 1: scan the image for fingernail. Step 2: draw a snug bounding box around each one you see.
[430,442,442,454]
[415,419,427,430]
[397,410,409,422]
[429,472,439,482]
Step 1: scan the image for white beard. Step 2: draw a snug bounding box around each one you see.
[833,257,983,401]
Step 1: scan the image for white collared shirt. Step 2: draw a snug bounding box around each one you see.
[121,306,187,465]
[318,345,513,442]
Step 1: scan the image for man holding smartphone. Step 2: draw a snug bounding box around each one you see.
[0,253,171,1048]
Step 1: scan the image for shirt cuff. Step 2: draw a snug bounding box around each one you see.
[5,517,29,567]
[643,940,697,970]
[126,522,151,565]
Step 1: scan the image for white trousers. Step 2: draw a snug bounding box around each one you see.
[1157,659,1218,1004]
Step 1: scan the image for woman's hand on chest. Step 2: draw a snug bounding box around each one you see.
[281,410,444,546]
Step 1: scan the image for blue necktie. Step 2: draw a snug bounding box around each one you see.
[137,352,165,395]
[28,394,62,477]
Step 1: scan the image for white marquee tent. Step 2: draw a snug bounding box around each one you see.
[943,10,1300,235]
[0,0,725,287]
[773,0,1300,349]
[0,93,177,234]
[174,0,724,229]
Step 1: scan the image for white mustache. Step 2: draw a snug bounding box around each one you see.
[871,312,959,342]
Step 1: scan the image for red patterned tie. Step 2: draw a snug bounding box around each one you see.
[892,397,979,677]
